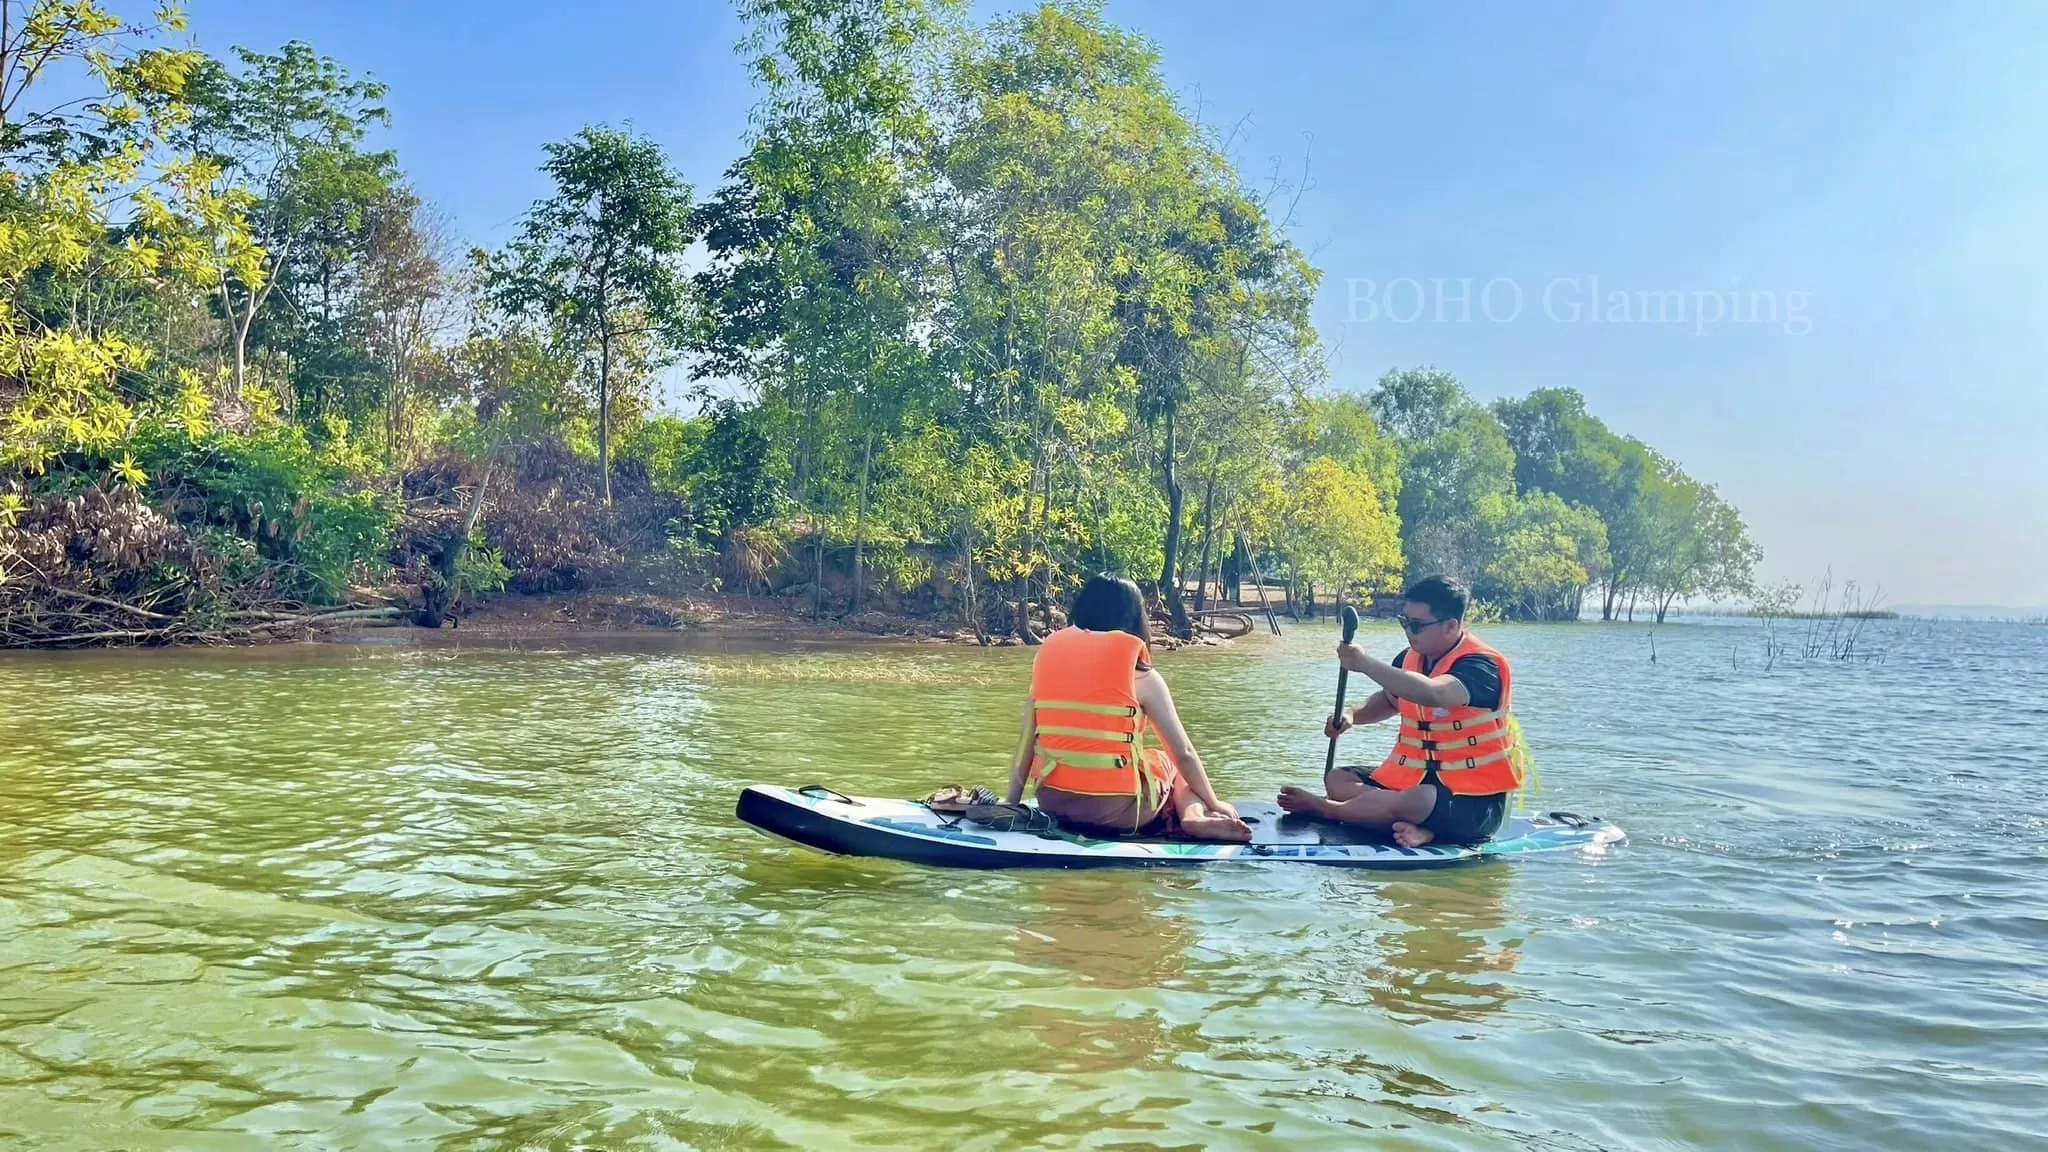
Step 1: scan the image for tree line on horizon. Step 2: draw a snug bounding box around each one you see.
[0,0,1756,647]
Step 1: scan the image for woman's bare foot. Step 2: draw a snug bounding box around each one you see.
[1276,785,1325,816]
[1180,809,1254,842]
[1391,820,1436,848]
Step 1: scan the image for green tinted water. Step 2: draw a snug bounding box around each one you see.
[3,619,2043,1149]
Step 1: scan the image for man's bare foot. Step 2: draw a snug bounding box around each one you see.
[1391,820,1436,848]
[1276,785,1325,816]
[1181,811,1254,842]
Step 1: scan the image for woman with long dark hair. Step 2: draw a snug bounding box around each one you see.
[1002,575,1251,841]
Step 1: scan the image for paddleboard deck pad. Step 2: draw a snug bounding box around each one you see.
[736,784,1625,870]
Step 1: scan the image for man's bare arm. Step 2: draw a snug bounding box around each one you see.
[1350,688,1398,725]
[1338,643,1470,709]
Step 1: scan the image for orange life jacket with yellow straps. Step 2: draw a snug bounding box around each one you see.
[1027,627,1172,797]
[1370,631,1523,796]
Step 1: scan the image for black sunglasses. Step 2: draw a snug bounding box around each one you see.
[1399,616,1450,634]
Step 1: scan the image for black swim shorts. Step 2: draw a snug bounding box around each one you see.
[1341,766,1508,846]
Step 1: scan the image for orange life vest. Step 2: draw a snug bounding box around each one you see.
[1027,626,1173,798]
[1371,631,1523,796]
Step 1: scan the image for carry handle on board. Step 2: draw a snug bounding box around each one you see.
[1325,604,1360,776]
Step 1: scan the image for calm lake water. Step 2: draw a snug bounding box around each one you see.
[3,615,2044,1150]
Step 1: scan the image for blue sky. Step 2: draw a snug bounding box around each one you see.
[173,0,2048,608]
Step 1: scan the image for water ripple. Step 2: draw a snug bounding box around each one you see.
[4,622,2046,1149]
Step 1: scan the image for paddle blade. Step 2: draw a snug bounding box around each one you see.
[1341,604,1359,643]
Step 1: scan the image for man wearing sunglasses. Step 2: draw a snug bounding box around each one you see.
[1277,574,1524,848]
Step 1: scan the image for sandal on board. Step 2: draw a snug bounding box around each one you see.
[920,784,968,811]
[920,784,999,814]
[921,784,1000,815]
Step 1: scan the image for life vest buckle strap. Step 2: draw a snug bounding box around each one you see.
[1035,725,1134,743]
[1033,743,1129,772]
[1035,699,1139,718]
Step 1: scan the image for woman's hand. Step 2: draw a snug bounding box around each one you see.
[1323,710,1353,740]
[1205,797,1240,821]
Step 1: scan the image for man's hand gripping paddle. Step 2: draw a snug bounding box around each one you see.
[1324,604,1360,776]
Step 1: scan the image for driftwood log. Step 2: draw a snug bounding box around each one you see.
[0,603,408,649]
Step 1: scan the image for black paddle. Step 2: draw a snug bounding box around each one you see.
[1324,604,1361,776]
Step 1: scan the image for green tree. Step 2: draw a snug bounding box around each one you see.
[937,1,1172,635]
[1493,386,1601,502]
[926,2,1321,638]
[1399,414,1516,580]
[667,401,788,542]
[1366,365,1470,444]
[1582,436,1659,620]
[1169,187,1321,625]
[358,183,455,463]
[1479,490,1609,620]
[491,124,696,504]
[1,1,196,164]
[0,1,239,483]
[1364,368,1517,583]
[1492,390,1758,622]
[700,0,941,613]
[1277,455,1402,609]
[422,326,581,462]
[1128,187,1312,637]
[1493,400,1664,621]
[1290,389,1402,509]
[182,40,395,407]
[1640,472,1758,621]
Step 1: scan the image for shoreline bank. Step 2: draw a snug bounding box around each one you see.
[410,588,1275,652]
[0,586,1274,654]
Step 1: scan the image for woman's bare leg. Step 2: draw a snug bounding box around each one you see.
[1170,776,1252,841]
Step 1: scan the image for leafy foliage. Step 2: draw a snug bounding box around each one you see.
[1279,456,1402,599]
[132,421,396,601]
[1,0,1764,644]
[489,125,696,505]
[181,38,398,408]
[0,2,230,481]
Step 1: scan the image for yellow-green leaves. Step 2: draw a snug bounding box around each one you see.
[172,371,214,437]
[1278,456,1405,597]
[111,453,146,487]
[0,0,253,474]
[0,325,147,470]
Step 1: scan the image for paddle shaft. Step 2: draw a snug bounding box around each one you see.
[1324,605,1361,775]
